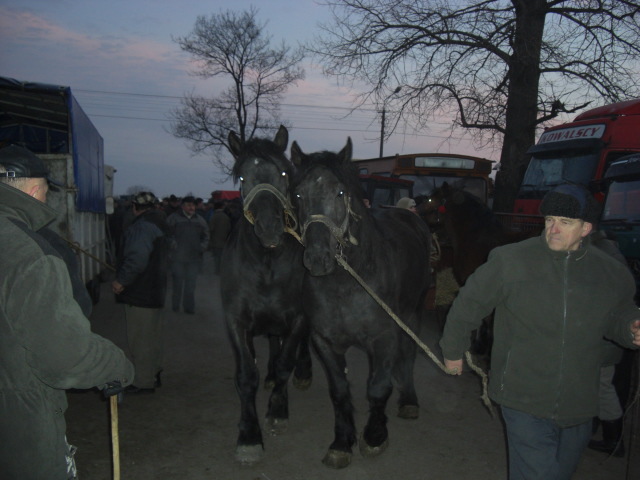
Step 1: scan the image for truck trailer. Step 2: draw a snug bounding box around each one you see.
[0,76,114,303]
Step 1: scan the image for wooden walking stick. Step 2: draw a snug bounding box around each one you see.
[110,395,120,480]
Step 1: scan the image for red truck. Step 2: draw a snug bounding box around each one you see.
[515,98,640,215]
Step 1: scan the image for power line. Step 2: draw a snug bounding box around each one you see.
[73,87,472,142]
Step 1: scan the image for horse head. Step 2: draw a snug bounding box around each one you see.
[228,125,297,249]
[419,183,451,228]
[291,138,363,276]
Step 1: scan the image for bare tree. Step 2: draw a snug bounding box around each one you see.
[171,7,305,174]
[313,0,640,211]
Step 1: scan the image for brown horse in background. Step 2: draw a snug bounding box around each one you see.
[421,183,541,356]
[422,183,540,286]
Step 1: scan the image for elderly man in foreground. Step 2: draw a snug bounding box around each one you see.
[440,183,640,480]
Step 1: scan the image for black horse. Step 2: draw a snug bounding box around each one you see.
[220,126,311,464]
[290,138,432,468]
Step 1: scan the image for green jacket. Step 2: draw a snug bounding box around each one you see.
[0,183,134,479]
[440,233,638,426]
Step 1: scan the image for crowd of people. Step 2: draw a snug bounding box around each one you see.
[1,143,639,480]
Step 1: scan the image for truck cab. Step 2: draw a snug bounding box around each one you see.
[599,153,640,295]
[516,99,640,215]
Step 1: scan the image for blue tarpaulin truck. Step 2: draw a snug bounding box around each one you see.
[0,76,114,303]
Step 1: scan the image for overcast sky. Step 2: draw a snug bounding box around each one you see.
[0,0,497,199]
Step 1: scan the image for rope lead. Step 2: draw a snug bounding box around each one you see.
[335,255,495,418]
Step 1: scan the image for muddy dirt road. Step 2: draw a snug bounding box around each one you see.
[66,256,630,479]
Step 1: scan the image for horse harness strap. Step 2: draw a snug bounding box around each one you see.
[333,255,494,418]
[299,194,359,247]
[242,182,298,232]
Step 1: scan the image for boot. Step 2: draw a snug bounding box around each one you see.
[588,418,625,457]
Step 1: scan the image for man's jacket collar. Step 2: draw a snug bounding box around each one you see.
[0,182,58,231]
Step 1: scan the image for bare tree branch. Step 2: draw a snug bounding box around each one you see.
[170,7,305,174]
[313,0,640,210]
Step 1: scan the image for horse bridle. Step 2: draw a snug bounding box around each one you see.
[241,182,299,236]
[299,193,360,248]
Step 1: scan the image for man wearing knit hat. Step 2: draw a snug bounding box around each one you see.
[112,191,170,393]
[439,183,640,480]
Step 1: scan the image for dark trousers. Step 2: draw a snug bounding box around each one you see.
[501,406,591,480]
[171,261,200,312]
[211,247,223,274]
[125,305,163,388]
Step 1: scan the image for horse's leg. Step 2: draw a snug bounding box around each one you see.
[393,314,420,419]
[293,325,313,390]
[228,326,263,464]
[360,341,393,458]
[264,335,280,390]
[313,335,356,469]
[264,336,296,435]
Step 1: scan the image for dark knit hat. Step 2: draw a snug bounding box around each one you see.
[539,184,601,224]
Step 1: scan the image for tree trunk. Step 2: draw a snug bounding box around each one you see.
[493,0,547,213]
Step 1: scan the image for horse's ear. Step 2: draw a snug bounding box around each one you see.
[274,125,288,152]
[291,141,304,166]
[338,137,353,164]
[228,131,242,158]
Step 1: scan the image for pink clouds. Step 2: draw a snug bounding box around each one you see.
[0,6,188,89]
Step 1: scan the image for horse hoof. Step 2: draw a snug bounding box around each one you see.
[398,404,420,419]
[293,375,312,391]
[264,379,276,390]
[359,437,389,458]
[322,449,352,469]
[265,417,288,435]
[235,444,263,465]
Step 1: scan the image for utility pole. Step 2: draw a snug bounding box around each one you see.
[379,86,401,158]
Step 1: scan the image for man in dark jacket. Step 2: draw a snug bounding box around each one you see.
[167,195,209,314]
[112,191,170,393]
[440,184,640,480]
[0,145,134,479]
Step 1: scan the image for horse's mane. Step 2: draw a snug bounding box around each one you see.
[443,187,504,233]
[231,136,292,183]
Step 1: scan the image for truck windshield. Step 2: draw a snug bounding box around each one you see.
[370,185,411,207]
[401,175,487,202]
[602,179,640,223]
[519,151,600,197]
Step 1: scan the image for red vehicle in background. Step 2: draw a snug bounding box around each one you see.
[515,98,640,215]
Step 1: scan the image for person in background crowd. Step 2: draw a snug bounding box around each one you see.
[112,191,170,394]
[587,229,632,458]
[0,145,133,479]
[397,196,417,213]
[208,200,232,274]
[163,194,181,217]
[167,195,209,314]
[440,184,640,480]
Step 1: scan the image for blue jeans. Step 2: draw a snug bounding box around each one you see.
[501,406,591,480]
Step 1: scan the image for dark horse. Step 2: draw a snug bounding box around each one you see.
[220,126,311,464]
[423,183,539,354]
[290,138,432,469]
[424,182,539,286]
